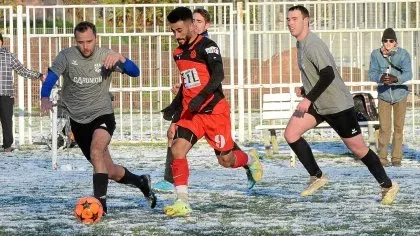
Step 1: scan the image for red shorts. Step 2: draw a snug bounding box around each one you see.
[176,110,234,152]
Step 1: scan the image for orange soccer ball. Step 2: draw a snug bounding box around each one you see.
[74,196,104,224]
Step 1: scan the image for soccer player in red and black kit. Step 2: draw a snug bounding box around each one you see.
[162,7,263,217]
[155,8,257,193]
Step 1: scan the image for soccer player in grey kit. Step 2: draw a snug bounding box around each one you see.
[285,5,399,204]
[40,21,156,213]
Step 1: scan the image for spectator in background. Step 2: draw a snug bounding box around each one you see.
[0,33,43,152]
[368,28,412,167]
[192,8,211,37]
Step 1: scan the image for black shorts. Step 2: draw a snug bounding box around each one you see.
[308,106,361,138]
[70,113,116,160]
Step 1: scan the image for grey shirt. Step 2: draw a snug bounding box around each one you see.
[50,46,121,123]
[297,32,354,115]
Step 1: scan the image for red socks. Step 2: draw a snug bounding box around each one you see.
[232,150,248,168]
[172,158,189,186]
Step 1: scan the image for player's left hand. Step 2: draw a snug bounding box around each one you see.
[189,95,206,113]
[40,97,53,116]
[104,53,126,70]
[162,105,176,121]
[294,98,311,118]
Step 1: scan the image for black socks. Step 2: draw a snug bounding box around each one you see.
[93,173,108,213]
[289,138,392,188]
[361,149,392,188]
[116,167,143,188]
[288,137,322,178]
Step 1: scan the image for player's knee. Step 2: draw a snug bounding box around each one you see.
[284,130,294,143]
[347,143,368,158]
[217,157,231,168]
[344,135,369,158]
[284,128,301,143]
[170,141,190,159]
[90,149,102,162]
[215,150,227,167]
[351,146,369,159]
[217,152,234,168]
[170,145,181,158]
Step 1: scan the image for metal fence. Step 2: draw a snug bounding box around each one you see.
[17,3,236,145]
[0,1,419,149]
[244,0,420,142]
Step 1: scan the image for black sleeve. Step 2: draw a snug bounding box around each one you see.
[161,86,183,122]
[305,66,335,102]
[197,41,224,98]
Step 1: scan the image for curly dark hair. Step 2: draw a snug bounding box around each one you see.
[167,7,193,23]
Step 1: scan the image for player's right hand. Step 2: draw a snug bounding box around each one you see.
[104,52,126,69]
[171,83,181,95]
[39,73,46,83]
[294,98,311,118]
[40,97,53,116]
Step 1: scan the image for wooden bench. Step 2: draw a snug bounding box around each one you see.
[255,92,380,167]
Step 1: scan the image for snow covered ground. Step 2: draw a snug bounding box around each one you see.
[1,142,420,235]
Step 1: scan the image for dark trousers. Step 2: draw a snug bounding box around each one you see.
[0,96,14,149]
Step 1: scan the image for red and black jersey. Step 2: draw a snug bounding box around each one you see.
[172,35,229,116]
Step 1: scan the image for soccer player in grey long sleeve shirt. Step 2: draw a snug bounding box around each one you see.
[284,5,399,204]
[40,21,156,213]
[0,33,43,152]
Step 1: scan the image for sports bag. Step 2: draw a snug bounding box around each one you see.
[353,93,379,121]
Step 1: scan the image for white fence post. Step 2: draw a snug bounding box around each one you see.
[8,1,420,150]
[237,2,245,143]
[26,7,33,145]
[52,102,58,171]
[16,5,25,147]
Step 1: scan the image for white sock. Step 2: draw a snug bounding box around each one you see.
[175,185,189,202]
[247,153,254,166]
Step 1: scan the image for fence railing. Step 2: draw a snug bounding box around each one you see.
[0,1,419,149]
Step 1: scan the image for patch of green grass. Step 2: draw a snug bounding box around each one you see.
[249,227,295,235]
[364,226,397,235]
[131,225,169,235]
[324,223,351,231]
